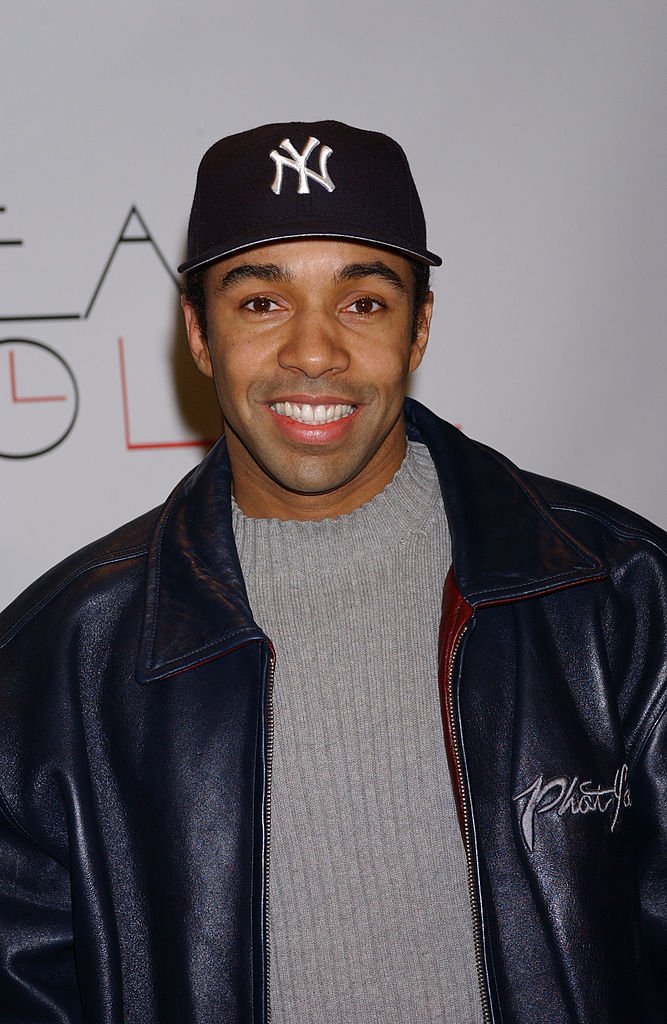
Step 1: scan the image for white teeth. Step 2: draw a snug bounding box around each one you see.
[271,402,355,424]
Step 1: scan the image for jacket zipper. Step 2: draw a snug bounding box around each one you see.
[263,644,276,1024]
[447,622,493,1024]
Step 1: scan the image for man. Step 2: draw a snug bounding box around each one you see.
[0,120,665,1023]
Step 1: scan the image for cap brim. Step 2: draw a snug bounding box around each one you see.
[178,231,442,274]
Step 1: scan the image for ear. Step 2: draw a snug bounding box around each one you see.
[181,294,213,378]
[408,290,433,372]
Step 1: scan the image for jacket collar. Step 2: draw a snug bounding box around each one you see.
[137,438,265,683]
[137,398,606,682]
[404,399,606,606]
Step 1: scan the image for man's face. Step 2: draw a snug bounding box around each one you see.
[182,239,432,520]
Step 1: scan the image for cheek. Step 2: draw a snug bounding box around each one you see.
[209,334,256,387]
[208,343,270,423]
[360,345,414,391]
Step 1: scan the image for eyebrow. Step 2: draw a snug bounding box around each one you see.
[213,263,293,293]
[212,258,408,294]
[334,261,407,292]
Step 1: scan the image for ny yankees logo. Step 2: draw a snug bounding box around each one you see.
[270,137,335,195]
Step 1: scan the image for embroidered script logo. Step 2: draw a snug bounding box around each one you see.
[513,764,631,852]
[270,137,335,195]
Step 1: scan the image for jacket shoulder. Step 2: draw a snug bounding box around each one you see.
[523,468,667,555]
[0,506,161,647]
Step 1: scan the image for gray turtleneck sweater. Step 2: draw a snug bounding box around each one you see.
[232,441,482,1022]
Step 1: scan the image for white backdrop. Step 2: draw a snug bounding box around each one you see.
[2,0,665,608]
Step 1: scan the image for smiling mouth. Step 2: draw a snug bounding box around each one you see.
[270,401,356,424]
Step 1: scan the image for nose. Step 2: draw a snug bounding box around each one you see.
[277,309,350,378]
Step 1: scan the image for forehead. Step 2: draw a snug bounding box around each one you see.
[204,238,413,287]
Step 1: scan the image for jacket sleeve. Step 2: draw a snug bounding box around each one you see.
[613,523,667,1018]
[0,795,83,1023]
[632,700,667,1018]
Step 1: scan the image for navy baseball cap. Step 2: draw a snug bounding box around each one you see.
[178,120,442,274]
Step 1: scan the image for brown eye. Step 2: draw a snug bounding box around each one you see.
[244,296,277,313]
[350,297,382,314]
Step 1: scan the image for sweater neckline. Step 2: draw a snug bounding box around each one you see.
[231,442,444,571]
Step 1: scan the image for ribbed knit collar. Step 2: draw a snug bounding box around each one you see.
[231,442,444,576]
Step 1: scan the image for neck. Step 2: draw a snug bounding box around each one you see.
[228,424,409,521]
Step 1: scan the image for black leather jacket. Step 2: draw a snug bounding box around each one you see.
[1,398,665,1023]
